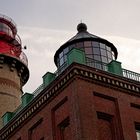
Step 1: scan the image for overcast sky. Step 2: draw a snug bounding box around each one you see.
[0,0,140,93]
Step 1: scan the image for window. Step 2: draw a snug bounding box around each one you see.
[87,55,93,59]
[59,51,63,59]
[101,49,107,56]
[94,55,101,61]
[106,46,111,51]
[93,47,100,55]
[28,118,43,140]
[107,51,112,59]
[85,47,92,54]
[64,47,68,54]
[97,112,114,140]
[58,117,70,140]
[136,124,140,140]
[101,56,108,63]
[40,137,44,140]
[56,40,115,72]
[76,42,83,48]
[136,130,140,140]
[84,41,91,46]
[58,49,68,66]
[0,23,13,37]
[100,43,106,49]
[60,58,64,66]
[92,41,99,47]
[69,44,75,50]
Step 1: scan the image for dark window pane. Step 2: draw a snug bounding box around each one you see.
[76,42,84,48]
[93,48,100,54]
[112,52,115,59]
[40,137,44,140]
[87,54,93,59]
[102,56,108,63]
[92,42,99,48]
[84,41,91,47]
[107,51,112,59]
[108,58,112,63]
[94,55,101,61]
[64,47,68,54]
[60,58,64,66]
[64,55,67,62]
[101,49,107,56]
[106,46,111,51]
[100,43,106,49]
[69,44,75,50]
[57,59,60,66]
[95,63,102,70]
[59,51,63,58]
[85,47,92,54]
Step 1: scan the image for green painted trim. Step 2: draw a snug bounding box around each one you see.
[2,112,14,125]
[107,60,123,76]
[21,93,34,107]
[42,72,56,87]
[67,48,86,65]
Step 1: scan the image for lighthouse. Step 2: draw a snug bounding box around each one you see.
[0,14,29,126]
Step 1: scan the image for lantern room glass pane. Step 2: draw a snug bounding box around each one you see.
[106,46,111,51]
[87,55,93,59]
[100,43,106,49]
[101,56,108,63]
[93,47,100,55]
[64,47,68,54]
[59,51,63,58]
[85,47,92,54]
[107,51,112,59]
[64,55,67,62]
[0,23,13,37]
[76,42,83,48]
[69,44,75,50]
[94,55,101,61]
[60,58,64,66]
[92,42,100,48]
[101,49,107,56]
[84,41,91,47]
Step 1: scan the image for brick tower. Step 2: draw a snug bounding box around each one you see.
[0,14,29,127]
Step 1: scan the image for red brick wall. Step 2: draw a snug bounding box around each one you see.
[5,74,140,140]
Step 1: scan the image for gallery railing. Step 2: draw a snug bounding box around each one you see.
[122,69,140,82]
[33,58,140,95]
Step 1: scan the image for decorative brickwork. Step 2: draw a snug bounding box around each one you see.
[0,63,140,139]
[0,54,29,128]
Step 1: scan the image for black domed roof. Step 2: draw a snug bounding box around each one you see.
[77,23,87,32]
[67,23,102,42]
[54,23,118,66]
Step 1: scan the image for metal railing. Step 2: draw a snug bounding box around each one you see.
[86,57,108,71]
[33,84,44,97]
[32,58,140,96]
[122,69,140,82]
[86,58,140,82]
[55,62,68,76]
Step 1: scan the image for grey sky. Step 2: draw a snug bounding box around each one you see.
[0,0,140,92]
[1,0,140,38]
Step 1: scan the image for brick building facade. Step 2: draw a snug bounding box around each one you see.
[0,19,140,140]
